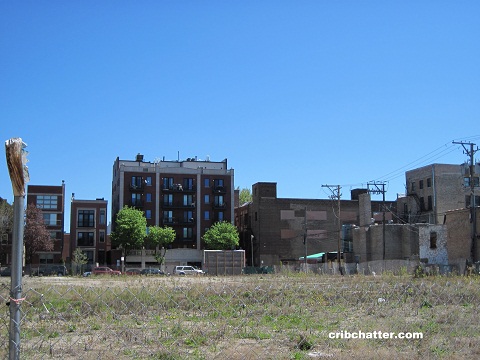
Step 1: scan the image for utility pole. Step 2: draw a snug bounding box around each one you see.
[453,140,479,262]
[367,181,387,261]
[322,185,342,274]
[5,138,29,360]
[303,207,307,273]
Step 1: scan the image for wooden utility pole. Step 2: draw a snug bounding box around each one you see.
[322,185,342,274]
[367,181,387,260]
[453,141,478,262]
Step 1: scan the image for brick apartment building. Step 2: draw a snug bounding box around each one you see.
[26,182,66,265]
[0,198,13,266]
[398,163,480,225]
[111,154,234,268]
[69,197,110,267]
[235,182,394,267]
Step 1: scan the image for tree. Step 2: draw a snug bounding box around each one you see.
[72,248,88,275]
[111,206,147,255]
[239,187,252,205]
[0,199,13,265]
[145,226,176,266]
[24,204,54,265]
[202,221,240,250]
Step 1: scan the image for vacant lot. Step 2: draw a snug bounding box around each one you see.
[1,273,480,359]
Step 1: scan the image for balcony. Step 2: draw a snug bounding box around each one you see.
[162,184,195,193]
[213,186,226,194]
[178,217,195,225]
[129,183,144,192]
[130,200,144,208]
[213,202,227,209]
[162,217,176,225]
[162,201,195,209]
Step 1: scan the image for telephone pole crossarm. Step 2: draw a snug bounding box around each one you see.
[322,184,343,274]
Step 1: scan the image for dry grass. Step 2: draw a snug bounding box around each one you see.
[1,273,480,359]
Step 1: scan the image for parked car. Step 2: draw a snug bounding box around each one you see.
[92,267,121,275]
[125,268,142,275]
[32,265,68,276]
[0,267,24,277]
[173,266,204,276]
[82,271,92,277]
[140,268,169,276]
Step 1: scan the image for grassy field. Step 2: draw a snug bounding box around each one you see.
[1,273,480,359]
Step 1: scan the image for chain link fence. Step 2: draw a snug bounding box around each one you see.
[1,269,480,359]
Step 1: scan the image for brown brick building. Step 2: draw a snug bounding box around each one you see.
[111,154,235,268]
[69,197,110,267]
[26,182,66,265]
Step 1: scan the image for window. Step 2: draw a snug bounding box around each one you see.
[131,176,143,189]
[204,178,210,188]
[163,211,173,223]
[1,234,8,245]
[427,178,432,187]
[427,196,432,210]
[204,211,210,220]
[183,194,193,206]
[131,193,142,207]
[43,213,58,226]
[99,231,105,243]
[39,253,54,264]
[78,210,94,227]
[145,210,152,219]
[36,195,58,209]
[419,180,424,189]
[163,194,173,206]
[163,177,174,189]
[100,209,106,225]
[255,212,258,221]
[214,179,224,188]
[419,197,425,211]
[411,182,416,192]
[214,195,224,206]
[464,176,480,187]
[183,178,194,190]
[217,211,224,221]
[430,232,437,249]
[466,195,480,207]
[204,194,210,204]
[145,193,152,202]
[182,227,193,239]
[77,232,94,247]
[146,176,152,186]
[49,231,57,240]
[184,210,193,222]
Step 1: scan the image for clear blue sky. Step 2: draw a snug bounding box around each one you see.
[1,1,479,230]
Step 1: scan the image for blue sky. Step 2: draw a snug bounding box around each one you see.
[1,1,479,229]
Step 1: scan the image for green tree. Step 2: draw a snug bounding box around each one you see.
[146,226,176,265]
[239,187,252,205]
[72,248,88,275]
[202,221,240,250]
[111,206,147,255]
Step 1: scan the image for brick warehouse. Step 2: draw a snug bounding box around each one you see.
[235,182,395,267]
[111,154,234,268]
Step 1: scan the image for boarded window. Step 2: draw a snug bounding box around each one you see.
[280,210,295,220]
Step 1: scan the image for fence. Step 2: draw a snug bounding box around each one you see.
[1,268,480,359]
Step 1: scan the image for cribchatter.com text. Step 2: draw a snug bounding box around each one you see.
[328,331,423,340]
